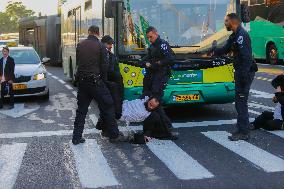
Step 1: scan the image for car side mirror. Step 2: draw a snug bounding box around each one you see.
[42,57,50,63]
[105,0,123,18]
[241,4,250,23]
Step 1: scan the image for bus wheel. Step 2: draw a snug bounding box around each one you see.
[267,44,278,65]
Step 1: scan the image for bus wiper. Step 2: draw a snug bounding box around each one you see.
[171,45,201,48]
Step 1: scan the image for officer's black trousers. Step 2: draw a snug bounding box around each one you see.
[143,107,172,138]
[142,69,169,99]
[0,82,14,107]
[73,79,119,140]
[252,111,284,130]
[96,81,123,130]
[234,71,255,134]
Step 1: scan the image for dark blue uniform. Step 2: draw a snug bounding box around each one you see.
[96,50,124,131]
[140,37,175,100]
[214,26,256,134]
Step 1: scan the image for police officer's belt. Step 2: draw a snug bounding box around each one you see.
[80,74,101,83]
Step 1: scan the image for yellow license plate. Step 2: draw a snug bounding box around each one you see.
[175,94,200,102]
[13,84,27,90]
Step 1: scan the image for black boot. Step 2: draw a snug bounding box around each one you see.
[72,137,86,145]
[228,132,250,141]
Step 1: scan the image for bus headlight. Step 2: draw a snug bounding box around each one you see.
[131,72,136,77]
[33,73,46,80]
[127,80,133,85]
[124,67,130,73]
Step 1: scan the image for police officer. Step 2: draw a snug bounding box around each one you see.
[210,13,257,141]
[139,26,175,100]
[72,26,127,144]
[96,35,124,132]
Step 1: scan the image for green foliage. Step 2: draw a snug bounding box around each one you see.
[0,1,35,33]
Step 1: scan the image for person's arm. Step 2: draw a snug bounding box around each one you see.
[235,32,252,73]
[275,86,284,105]
[8,58,15,84]
[213,37,232,56]
[100,44,109,81]
[157,42,175,67]
[131,48,151,68]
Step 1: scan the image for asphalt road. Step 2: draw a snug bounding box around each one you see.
[1,63,284,189]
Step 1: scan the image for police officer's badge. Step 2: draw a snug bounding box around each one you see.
[161,44,168,50]
[237,36,243,45]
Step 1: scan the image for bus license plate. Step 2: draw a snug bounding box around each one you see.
[13,84,27,90]
[175,94,200,102]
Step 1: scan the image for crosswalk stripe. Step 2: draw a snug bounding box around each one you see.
[65,85,73,90]
[250,89,274,99]
[147,140,214,180]
[269,131,284,139]
[70,139,120,188]
[248,109,261,115]
[0,143,27,189]
[202,131,284,173]
[249,101,274,111]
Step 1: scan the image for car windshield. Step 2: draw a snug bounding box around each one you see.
[2,49,41,64]
[121,0,236,54]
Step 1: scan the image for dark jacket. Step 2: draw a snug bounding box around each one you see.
[272,75,284,119]
[0,56,15,82]
[107,51,123,83]
[76,35,109,81]
[139,37,175,72]
[214,26,255,77]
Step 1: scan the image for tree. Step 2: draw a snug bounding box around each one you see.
[0,1,35,33]
[0,12,11,33]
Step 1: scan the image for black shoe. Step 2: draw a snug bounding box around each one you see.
[228,132,250,141]
[249,123,256,130]
[169,132,179,140]
[109,133,129,143]
[72,137,86,145]
[101,131,109,138]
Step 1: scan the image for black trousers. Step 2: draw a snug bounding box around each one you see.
[234,71,255,134]
[0,82,14,106]
[96,81,124,130]
[73,79,119,140]
[143,107,172,138]
[142,69,169,100]
[252,111,284,130]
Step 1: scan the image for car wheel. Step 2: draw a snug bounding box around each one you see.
[266,44,278,65]
[41,90,49,101]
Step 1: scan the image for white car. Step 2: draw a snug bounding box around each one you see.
[2,47,50,100]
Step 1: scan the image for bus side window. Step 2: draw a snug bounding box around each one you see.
[241,4,251,23]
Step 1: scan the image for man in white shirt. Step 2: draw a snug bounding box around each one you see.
[251,75,284,130]
[118,96,178,143]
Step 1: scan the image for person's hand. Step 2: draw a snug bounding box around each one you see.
[155,61,161,65]
[273,96,278,103]
[144,136,152,143]
[8,80,13,84]
[207,51,214,57]
[276,86,282,93]
[145,62,151,68]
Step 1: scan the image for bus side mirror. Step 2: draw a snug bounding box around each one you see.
[241,4,250,23]
[105,0,123,18]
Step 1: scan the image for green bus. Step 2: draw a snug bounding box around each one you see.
[241,0,284,64]
[61,0,247,105]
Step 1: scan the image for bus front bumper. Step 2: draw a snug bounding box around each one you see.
[124,82,235,105]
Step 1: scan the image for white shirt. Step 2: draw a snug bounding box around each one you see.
[119,97,151,126]
[274,103,283,120]
[1,57,7,82]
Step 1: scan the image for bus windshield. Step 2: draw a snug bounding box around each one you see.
[121,0,237,54]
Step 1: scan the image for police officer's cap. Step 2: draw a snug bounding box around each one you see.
[101,35,114,44]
